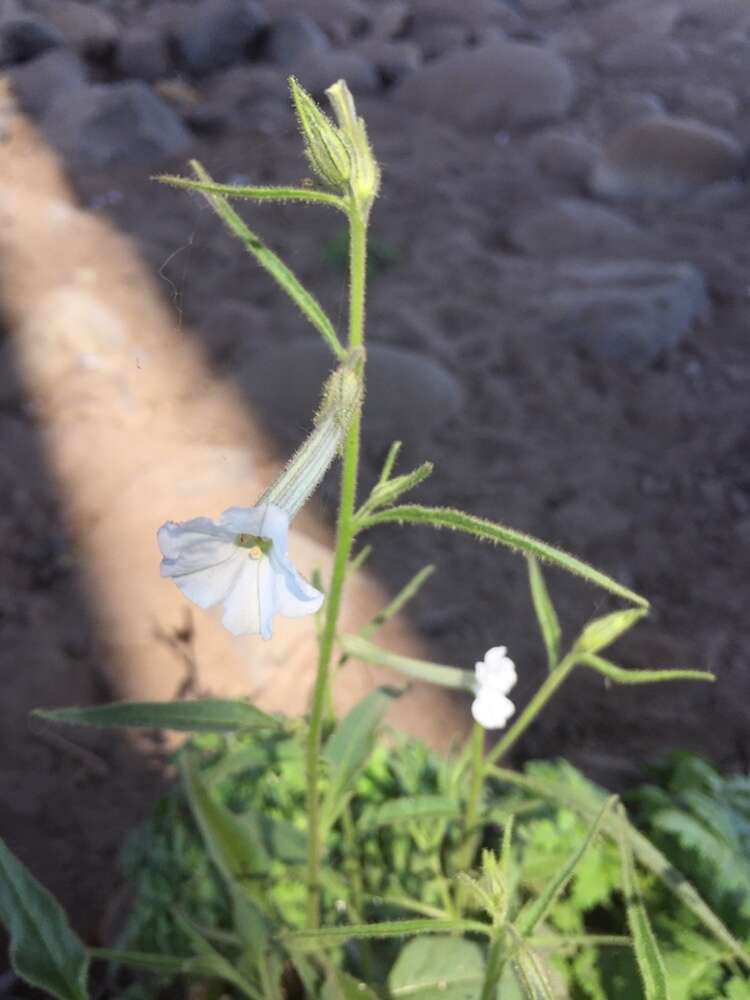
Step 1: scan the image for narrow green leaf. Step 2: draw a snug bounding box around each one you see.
[488,766,750,970]
[353,564,435,648]
[0,838,89,1000]
[359,795,460,830]
[34,699,281,733]
[287,918,490,950]
[574,608,648,654]
[616,805,671,1000]
[577,652,715,685]
[157,174,346,210]
[361,462,434,516]
[511,943,556,1000]
[174,911,262,1000]
[90,947,216,977]
[189,160,345,360]
[181,753,270,894]
[388,936,485,999]
[338,634,474,691]
[516,796,616,937]
[526,556,561,671]
[362,505,649,608]
[321,687,399,829]
[377,440,402,485]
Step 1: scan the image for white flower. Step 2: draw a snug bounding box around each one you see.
[471,646,517,730]
[158,503,323,640]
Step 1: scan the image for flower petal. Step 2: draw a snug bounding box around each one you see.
[271,555,324,618]
[476,653,517,695]
[221,557,274,638]
[158,518,236,571]
[471,692,515,730]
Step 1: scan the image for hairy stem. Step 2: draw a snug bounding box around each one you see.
[305,206,368,927]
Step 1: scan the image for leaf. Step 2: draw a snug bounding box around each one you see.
[180,753,270,894]
[576,653,714,686]
[189,160,345,360]
[359,795,461,830]
[287,918,490,950]
[321,969,380,999]
[90,947,218,977]
[0,838,89,1000]
[526,557,561,671]
[361,505,649,608]
[320,687,399,829]
[157,174,345,210]
[338,635,474,692]
[511,944,557,1000]
[34,699,281,733]
[388,936,486,999]
[488,765,750,970]
[574,608,647,654]
[615,805,671,1000]
[173,912,261,1000]
[516,796,617,938]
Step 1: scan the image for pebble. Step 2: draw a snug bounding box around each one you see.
[510,198,656,258]
[264,14,329,67]
[680,83,739,125]
[588,1,679,44]
[595,92,665,131]
[292,48,379,97]
[10,47,86,117]
[43,81,191,167]
[394,39,575,132]
[174,0,268,76]
[598,35,688,73]
[24,0,118,58]
[591,115,744,202]
[0,15,63,65]
[115,27,170,83]
[546,260,709,365]
[527,129,599,183]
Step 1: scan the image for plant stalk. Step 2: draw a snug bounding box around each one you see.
[305,205,368,928]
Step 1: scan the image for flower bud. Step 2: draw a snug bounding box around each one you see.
[261,357,363,519]
[290,77,351,192]
[326,80,381,213]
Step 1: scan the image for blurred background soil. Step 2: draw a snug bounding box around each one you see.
[1,0,750,947]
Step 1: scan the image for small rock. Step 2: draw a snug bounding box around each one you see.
[394,39,575,132]
[527,129,598,184]
[43,81,191,167]
[10,47,86,117]
[546,260,709,365]
[264,14,329,66]
[115,28,170,83]
[368,0,409,41]
[410,0,516,31]
[679,0,750,30]
[598,35,688,73]
[356,39,421,86]
[196,299,268,364]
[263,0,368,45]
[237,339,463,459]
[292,48,379,97]
[520,0,570,12]
[591,115,744,202]
[0,16,63,65]
[588,1,679,44]
[509,198,656,258]
[174,0,268,75]
[23,0,118,58]
[205,63,288,117]
[410,21,469,61]
[595,92,665,130]
[680,83,739,125]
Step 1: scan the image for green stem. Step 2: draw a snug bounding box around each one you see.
[485,654,577,769]
[305,205,368,928]
[454,723,486,893]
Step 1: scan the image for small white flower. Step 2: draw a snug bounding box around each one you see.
[471,646,517,730]
[158,503,323,640]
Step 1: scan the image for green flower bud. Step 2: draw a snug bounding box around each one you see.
[326,80,381,214]
[289,77,351,192]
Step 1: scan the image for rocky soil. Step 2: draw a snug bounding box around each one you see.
[2,0,750,950]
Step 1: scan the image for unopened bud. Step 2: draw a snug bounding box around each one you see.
[326,80,381,213]
[290,77,351,191]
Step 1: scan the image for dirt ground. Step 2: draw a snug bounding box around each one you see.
[2,0,750,959]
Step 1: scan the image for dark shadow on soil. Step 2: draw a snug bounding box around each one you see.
[0,319,166,958]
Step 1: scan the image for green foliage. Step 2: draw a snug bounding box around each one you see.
[0,838,89,1000]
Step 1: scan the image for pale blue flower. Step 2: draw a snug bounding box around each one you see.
[158,503,323,640]
[472,646,517,730]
